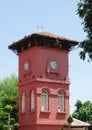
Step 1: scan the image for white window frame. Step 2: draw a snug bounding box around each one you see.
[58,91,64,112]
[31,90,35,112]
[22,92,25,113]
[41,90,48,111]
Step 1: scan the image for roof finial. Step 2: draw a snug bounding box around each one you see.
[37,25,46,32]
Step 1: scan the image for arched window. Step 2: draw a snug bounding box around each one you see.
[41,90,48,111]
[58,91,64,112]
[31,90,35,112]
[22,92,25,113]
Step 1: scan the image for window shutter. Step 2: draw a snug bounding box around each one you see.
[22,92,25,113]
[58,92,64,112]
[41,90,48,111]
[31,91,34,111]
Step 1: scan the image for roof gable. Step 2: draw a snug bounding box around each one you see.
[71,118,90,127]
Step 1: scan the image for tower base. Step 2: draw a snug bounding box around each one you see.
[19,124,62,130]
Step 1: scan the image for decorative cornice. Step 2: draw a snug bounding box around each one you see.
[18,77,70,87]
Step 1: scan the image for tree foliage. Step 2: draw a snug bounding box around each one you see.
[72,99,92,125]
[77,0,92,61]
[0,74,18,130]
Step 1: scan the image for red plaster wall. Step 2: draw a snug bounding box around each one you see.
[36,82,69,124]
[19,124,62,130]
[18,46,69,81]
[18,46,70,130]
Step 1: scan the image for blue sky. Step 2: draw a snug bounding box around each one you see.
[0,0,92,113]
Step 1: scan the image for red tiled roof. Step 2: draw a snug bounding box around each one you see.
[8,31,78,54]
[33,31,78,43]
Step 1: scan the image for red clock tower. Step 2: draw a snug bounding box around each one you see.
[8,31,78,130]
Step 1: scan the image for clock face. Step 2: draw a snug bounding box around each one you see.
[24,61,29,71]
[50,60,58,70]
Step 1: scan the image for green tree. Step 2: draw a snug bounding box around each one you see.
[4,105,13,130]
[0,74,18,130]
[77,0,92,61]
[72,100,92,125]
